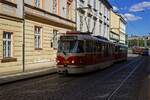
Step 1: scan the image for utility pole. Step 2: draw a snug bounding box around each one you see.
[22,0,25,72]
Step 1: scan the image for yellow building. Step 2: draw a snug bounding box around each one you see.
[110,10,127,44]
[0,0,23,75]
[110,11,120,43]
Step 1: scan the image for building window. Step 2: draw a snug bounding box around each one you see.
[94,0,96,10]
[52,30,58,49]
[35,26,42,49]
[80,16,83,31]
[88,0,90,4]
[88,17,91,31]
[3,32,12,58]
[104,23,106,36]
[66,2,71,19]
[53,0,58,14]
[35,0,40,7]
[99,1,101,13]
[99,21,102,34]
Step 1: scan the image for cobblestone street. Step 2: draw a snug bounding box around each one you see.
[0,55,149,100]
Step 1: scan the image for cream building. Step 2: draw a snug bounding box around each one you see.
[0,0,75,75]
[119,16,127,44]
[0,0,24,75]
[24,0,75,71]
[110,11,120,42]
[76,0,112,39]
[110,11,127,44]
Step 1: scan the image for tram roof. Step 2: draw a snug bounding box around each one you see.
[64,31,127,47]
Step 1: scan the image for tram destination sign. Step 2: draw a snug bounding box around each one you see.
[60,36,77,41]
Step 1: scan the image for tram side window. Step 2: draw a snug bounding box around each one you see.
[96,42,102,52]
[106,44,109,56]
[93,41,96,52]
[112,45,115,53]
[77,41,84,53]
[104,44,108,56]
[115,46,119,53]
[102,44,105,53]
[108,44,112,55]
[119,46,123,53]
[86,40,93,52]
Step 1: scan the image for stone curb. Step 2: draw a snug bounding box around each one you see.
[0,67,57,85]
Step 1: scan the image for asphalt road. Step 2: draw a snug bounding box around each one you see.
[0,55,149,100]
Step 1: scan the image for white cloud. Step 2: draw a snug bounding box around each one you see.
[121,13,142,21]
[113,6,119,12]
[130,1,150,12]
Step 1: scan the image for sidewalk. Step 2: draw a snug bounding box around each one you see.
[0,67,57,85]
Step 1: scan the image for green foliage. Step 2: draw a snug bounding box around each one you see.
[128,39,150,47]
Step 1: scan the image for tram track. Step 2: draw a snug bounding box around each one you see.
[70,56,143,100]
[106,58,144,100]
[0,56,145,100]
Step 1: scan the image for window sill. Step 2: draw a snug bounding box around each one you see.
[80,0,84,3]
[1,57,17,63]
[35,48,43,50]
[0,0,17,8]
[87,4,92,9]
[93,8,97,12]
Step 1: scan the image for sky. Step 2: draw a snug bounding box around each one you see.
[108,0,150,36]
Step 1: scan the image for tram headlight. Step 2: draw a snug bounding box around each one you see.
[56,60,60,63]
[71,60,75,64]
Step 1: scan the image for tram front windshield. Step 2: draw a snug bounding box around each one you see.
[58,40,78,53]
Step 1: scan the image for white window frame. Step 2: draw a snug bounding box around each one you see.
[94,0,96,9]
[88,17,91,31]
[35,26,42,49]
[80,15,83,31]
[66,2,71,19]
[52,30,58,49]
[53,0,58,14]
[99,21,102,34]
[3,32,12,58]
[99,1,101,13]
[35,0,40,7]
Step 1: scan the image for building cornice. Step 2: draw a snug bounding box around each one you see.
[101,0,112,9]
[24,3,75,24]
[110,31,120,36]
[0,13,23,22]
[0,0,17,8]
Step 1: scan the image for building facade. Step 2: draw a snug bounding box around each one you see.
[0,0,23,75]
[119,16,127,44]
[128,35,150,48]
[76,0,112,39]
[110,11,120,42]
[110,11,127,44]
[0,0,75,75]
[24,0,75,71]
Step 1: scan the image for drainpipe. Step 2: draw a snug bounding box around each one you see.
[22,0,25,72]
[75,0,77,31]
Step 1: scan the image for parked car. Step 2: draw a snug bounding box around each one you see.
[142,48,149,56]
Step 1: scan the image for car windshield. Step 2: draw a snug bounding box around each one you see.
[58,40,77,53]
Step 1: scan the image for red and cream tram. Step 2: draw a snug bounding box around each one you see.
[56,31,128,74]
